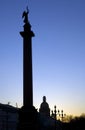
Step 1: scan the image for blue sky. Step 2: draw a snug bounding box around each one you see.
[0,0,85,116]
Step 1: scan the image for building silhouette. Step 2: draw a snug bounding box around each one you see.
[0,103,18,130]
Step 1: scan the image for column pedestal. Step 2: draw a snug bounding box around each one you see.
[17,106,39,130]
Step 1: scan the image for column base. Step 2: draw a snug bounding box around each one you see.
[17,106,40,130]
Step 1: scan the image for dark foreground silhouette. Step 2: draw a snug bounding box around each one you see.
[63,116,85,130]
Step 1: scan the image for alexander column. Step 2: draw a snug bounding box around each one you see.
[17,8,38,130]
[20,8,34,108]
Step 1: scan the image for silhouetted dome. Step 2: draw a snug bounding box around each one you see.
[39,96,50,116]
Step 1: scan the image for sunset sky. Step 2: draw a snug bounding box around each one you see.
[0,0,85,116]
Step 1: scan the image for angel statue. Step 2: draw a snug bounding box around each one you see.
[22,7,29,24]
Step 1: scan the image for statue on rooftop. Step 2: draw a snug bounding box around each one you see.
[22,7,29,24]
[39,96,50,116]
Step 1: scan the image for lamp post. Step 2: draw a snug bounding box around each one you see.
[54,105,57,130]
